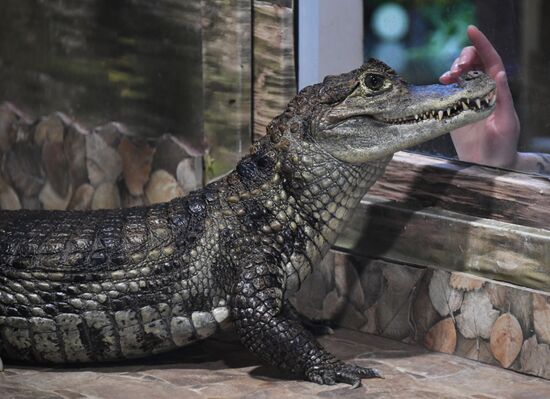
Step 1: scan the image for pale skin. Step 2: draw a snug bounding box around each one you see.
[440,25,550,175]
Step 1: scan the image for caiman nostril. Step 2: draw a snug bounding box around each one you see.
[464,70,482,80]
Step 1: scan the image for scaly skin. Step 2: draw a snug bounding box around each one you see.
[0,59,496,386]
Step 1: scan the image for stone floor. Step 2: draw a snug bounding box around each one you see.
[1,328,549,399]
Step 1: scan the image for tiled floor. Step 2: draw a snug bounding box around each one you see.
[1,328,549,399]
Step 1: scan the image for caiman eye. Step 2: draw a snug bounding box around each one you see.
[364,74,385,91]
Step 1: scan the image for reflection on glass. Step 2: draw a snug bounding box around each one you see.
[0,0,203,143]
[0,0,209,213]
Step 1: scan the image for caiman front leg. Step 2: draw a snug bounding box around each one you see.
[231,251,382,387]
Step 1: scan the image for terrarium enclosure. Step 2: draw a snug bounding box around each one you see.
[1,0,550,390]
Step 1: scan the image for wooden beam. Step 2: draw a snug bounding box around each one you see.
[368,152,550,229]
[252,0,296,140]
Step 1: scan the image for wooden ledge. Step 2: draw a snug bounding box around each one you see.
[334,152,550,291]
[368,151,550,229]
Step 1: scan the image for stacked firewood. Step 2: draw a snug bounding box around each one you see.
[0,103,202,211]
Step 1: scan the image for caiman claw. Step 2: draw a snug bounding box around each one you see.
[305,361,383,388]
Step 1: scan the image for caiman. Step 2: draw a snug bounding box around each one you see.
[0,59,496,387]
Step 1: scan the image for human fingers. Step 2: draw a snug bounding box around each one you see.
[452,47,480,72]
[467,25,504,77]
[440,47,482,84]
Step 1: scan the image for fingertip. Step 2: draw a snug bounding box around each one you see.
[466,25,477,41]
[439,71,453,84]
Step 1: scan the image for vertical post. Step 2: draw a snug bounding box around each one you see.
[298,0,320,89]
[201,0,252,180]
[298,0,363,90]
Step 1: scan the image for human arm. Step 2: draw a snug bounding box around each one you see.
[439,25,521,169]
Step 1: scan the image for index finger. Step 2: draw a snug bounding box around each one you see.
[467,25,504,77]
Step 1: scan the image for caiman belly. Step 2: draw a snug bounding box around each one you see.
[0,304,230,363]
[0,195,230,363]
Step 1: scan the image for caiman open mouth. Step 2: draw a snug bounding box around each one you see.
[375,89,496,125]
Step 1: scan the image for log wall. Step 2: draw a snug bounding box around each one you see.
[293,251,550,380]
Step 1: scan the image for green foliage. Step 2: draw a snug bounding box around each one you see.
[369,0,468,8]
[405,1,475,77]
[415,1,474,43]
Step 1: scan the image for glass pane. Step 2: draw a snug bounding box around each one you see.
[364,0,550,175]
[202,0,252,180]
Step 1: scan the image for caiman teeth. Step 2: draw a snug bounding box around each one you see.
[377,89,496,125]
[488,91,496,106]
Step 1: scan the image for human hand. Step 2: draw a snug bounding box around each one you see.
[439,25,520,169]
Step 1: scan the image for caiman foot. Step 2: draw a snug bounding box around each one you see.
[0,356,3,372]
[233,251,383,388]
[306,361,383,388]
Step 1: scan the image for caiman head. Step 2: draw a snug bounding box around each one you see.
[277,58,496,163]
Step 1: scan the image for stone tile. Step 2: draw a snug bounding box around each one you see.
[2,329,549,399]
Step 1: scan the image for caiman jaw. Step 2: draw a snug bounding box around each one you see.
[309,60,497,163]
[375,89,497,125]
